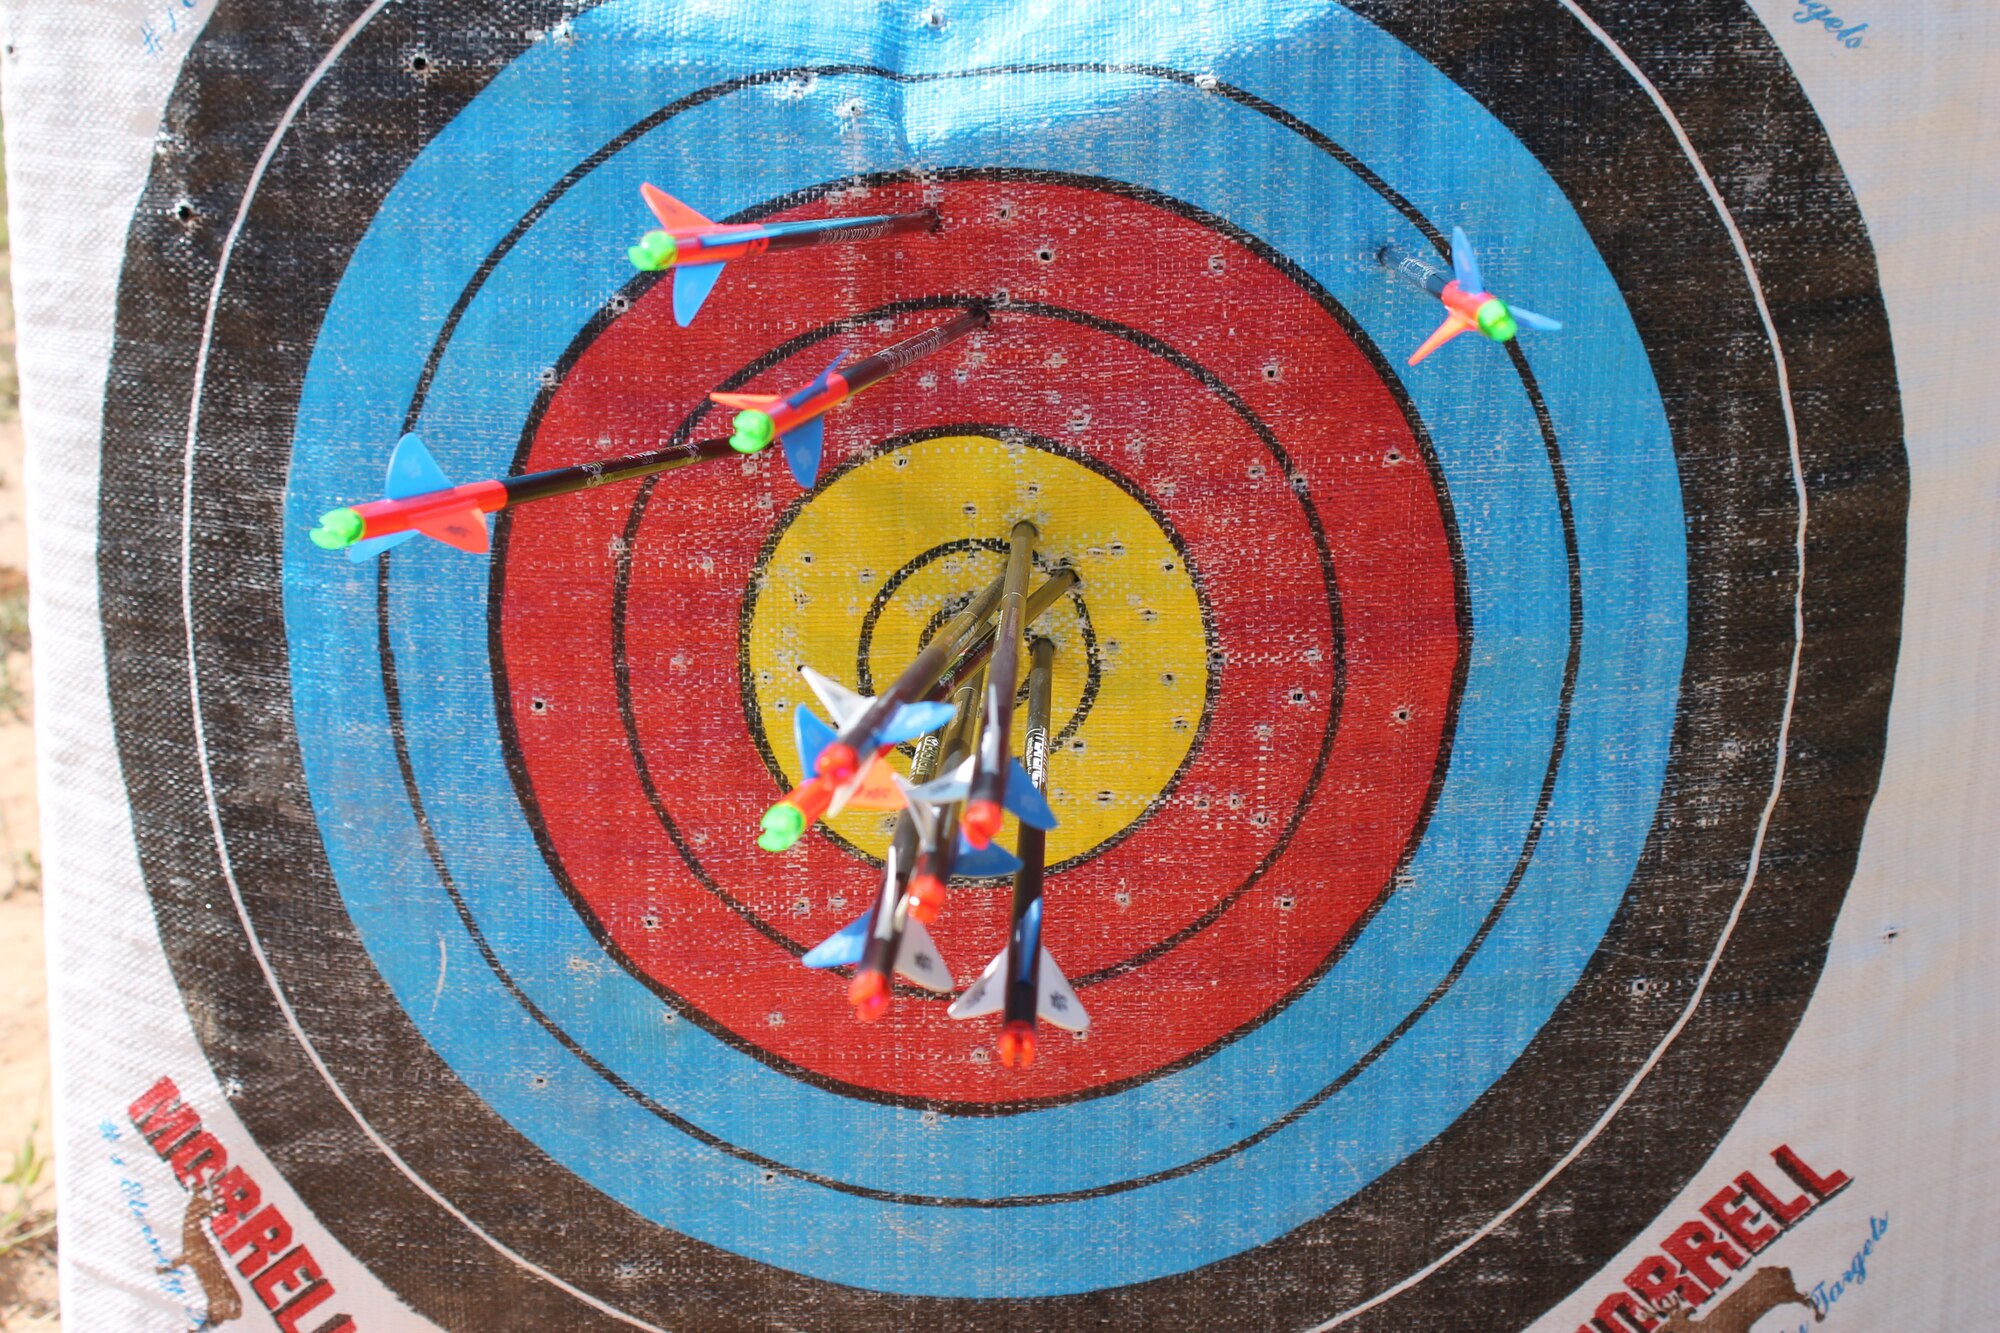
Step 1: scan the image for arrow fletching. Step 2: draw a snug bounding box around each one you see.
[1449,226,1484,293]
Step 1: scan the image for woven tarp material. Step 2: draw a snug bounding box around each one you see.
[5,1,1994,1329]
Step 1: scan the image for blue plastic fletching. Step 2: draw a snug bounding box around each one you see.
[793,706,837,774]
[801,914,870,969]
[347,433,447,561]
[793,350,849,402]
[1002,757,1059,830]
[384,433,451,499]
[346,530,418,563]
[875,701,959,750]
[672,260,728,326]
[1509,305,1564,332]
[781,415,826,488]
[953,839,1023,877]
[1449,226,1484,294]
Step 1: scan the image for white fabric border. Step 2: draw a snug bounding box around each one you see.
[0,1,433,1327]
[1533,2,2000,1327]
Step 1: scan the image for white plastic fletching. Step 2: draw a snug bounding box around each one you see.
[893,918,953,992]
[798,666,869,728]
[1036,948,1087,1031]
[944,946,1088,1029]
[948,947,1009,1019]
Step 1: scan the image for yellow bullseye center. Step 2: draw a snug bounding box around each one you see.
[745,433,1208,863]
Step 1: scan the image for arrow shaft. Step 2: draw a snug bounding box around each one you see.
[1003,637,1057,1028]
[719,306,988,452]
[839,304,989,398]
[1377,242,1449,297]
[889,678,967,888]
[499,435,740,504]
[835,572,1005,762]
[773,566,1073,845]
[855,840,910,983]
[675,210,936,265]
[910,673,984,887]
[924,566,1078,704]
[346,436,738,544]
[967,521,1038,816]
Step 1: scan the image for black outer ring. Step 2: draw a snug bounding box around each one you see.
[94,6,1904,1332]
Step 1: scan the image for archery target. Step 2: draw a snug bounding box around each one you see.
[98,1,1905,1329]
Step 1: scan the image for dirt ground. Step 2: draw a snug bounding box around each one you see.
[0,104,58,1328]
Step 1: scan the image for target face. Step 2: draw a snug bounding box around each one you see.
[101,2,1905,1330]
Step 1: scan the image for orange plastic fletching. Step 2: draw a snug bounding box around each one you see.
[639,182,712,232]
[413,508,490,553]
[840,755,906,812]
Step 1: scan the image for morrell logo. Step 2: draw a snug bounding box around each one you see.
[1576,1143,1849,1332]
[129,1077,361,1333]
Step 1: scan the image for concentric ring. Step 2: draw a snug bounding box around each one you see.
[739,428,1207,866]
[492,178,1454,1109]
[94,2,1903,1329]
[300,57,1627,1282]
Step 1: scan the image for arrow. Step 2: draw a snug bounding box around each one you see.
[948,637,1085,1068]
[627,183,940,326]
[958,520,1037,848]
[1378,228,1563,366]
[308,432,738,561]
[710,304,990,487]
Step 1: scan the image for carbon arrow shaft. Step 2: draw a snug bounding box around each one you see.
[746,209,938,256]
[1002,636,1057,1034]
[840,304,990,398]
[961,520,1037,844]
[924,565,1076,704]
[497,435,742,504]
[904,669,985,922]
[817,568,1006,780]
[855,672,975,1011]
[1377,242,1449,297]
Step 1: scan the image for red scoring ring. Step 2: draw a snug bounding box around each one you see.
[498,178,1460,1106]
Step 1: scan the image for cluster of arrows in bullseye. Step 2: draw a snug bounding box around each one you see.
[778,521,1082,1065]
[307,181,1566,1068]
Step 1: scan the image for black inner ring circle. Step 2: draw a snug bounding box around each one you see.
[855,536,1100,755]
[743,422,1195,879]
